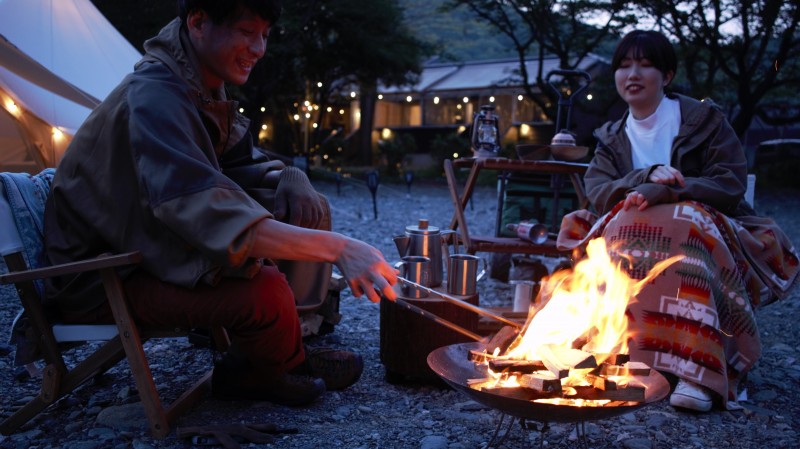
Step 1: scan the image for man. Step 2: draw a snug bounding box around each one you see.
[43,0,397,406]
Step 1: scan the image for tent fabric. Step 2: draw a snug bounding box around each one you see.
[0,0,141,173]
[0,35,100,110]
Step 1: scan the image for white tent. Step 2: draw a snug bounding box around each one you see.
[0,0,141,173]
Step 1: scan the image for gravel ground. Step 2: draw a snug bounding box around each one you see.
[1,176,798,449]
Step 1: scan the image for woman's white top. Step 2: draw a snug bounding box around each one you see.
[625,96,681,170]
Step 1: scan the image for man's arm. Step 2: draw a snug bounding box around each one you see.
[250,218,397,302]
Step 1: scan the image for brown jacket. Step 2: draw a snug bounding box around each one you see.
[586,93,751,216]
[44,19,277,314]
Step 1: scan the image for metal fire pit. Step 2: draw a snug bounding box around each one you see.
[427,342,670,423]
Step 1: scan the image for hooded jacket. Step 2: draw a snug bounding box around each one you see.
[587,93,751,216]
[44,18,280,314]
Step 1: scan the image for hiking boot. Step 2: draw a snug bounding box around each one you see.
[669,379,713,412]
[212,357,325,406]
[293,346,364,390]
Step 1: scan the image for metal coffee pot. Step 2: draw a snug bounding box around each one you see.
[393,219,453,288]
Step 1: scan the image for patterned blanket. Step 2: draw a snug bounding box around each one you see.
[557,201,799,407]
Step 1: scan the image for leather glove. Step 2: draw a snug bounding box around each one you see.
[177,423,297,449]
[273,166,323,228]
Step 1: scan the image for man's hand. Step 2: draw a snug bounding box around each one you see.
[273,166,324,228]
[335,237,398,302]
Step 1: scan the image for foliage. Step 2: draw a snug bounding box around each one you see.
[378,133,418,176]
[633,0,800,137]
[428,132,471,167]
[438,0,637,118]
[253,0,431,162]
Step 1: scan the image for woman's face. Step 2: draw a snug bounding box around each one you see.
[615,48,673,119]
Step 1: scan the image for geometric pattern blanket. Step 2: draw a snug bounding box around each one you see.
[557,201,799,407]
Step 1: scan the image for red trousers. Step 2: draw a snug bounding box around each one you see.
[73,266,305,375]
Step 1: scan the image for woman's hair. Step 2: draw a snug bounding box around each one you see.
[611,30,677,80]
[178,0,281,25]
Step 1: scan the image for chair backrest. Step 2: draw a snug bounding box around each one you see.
[2,171,120,344]
[0,169,55,298]
[0,183,25,257]
[1,182,26,309]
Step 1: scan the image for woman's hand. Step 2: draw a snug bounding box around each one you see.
[648,166,685,187]
[624,191,649,211]
[335,237,398,302]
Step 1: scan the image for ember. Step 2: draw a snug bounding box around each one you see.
[469,238,683,407]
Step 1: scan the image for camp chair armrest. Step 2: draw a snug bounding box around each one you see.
[0,251,141,285]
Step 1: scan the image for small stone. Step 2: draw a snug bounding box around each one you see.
[752,389,778,402]
[622,438,654,449]
[95,403,148,431]
[420,434,448,449]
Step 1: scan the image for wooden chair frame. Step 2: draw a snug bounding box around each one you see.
[0,250,229,439]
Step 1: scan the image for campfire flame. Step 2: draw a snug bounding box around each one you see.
[475,238,683,405]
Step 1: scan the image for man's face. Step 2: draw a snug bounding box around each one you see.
[187,8,270,90]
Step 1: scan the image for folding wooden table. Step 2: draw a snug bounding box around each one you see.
[443,157,590,258]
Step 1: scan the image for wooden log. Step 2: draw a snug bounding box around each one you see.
[570,385,645,402]
[480,386,555,401]
[597,361,651,377]
[593,353,630,365]
[586,373,616,391]
[518,372,562,393]
[488,359,547,374]
[537,344,597,378]
[571,326,599,350]
[484,325,519,354]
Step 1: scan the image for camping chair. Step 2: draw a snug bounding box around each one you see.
[0,174,229,439]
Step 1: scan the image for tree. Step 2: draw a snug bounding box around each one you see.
[636,0,800,137]
[251,0,430,164]
[440,1,637,119]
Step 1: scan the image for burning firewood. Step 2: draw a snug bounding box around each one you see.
[487,359,546,374]
[593,353,631,366]
[518,372,562,393]
[597,361,651,377]
[569,385,646,402]
[484,326,519,354]
[570,326,599,350]
[537,344,597,378]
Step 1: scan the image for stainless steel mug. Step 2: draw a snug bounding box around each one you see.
[447,254,484,296]
[400,256,430,298]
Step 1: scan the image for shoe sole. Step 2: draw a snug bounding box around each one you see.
[670,393,712,412]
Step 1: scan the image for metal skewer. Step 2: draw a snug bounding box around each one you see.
[392,297,482,341]
[396,276,522,329]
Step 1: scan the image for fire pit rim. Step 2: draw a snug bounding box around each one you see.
[427,341,671,423]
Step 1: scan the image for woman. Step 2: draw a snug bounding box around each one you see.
[557,30,799,412]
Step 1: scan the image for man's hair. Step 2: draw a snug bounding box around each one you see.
[611,30,677,81]
[177,0,281,25]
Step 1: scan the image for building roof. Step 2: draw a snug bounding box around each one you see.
[379,55,606,97]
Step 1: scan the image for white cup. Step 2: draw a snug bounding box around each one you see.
[511,280,535,313]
